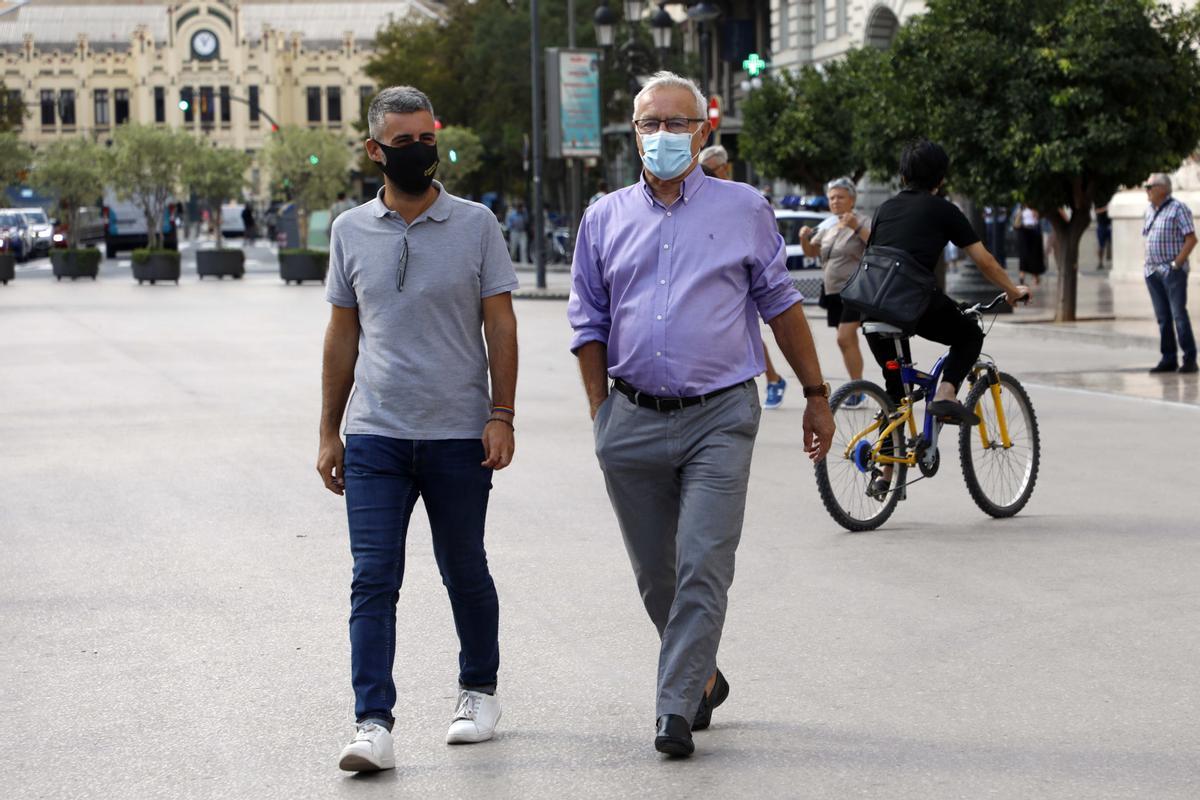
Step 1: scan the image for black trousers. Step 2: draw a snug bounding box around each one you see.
[865,291,984,403]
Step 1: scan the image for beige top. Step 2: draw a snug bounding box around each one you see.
[812,212,868,294]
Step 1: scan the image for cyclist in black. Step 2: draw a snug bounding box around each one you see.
[866,140,1031,424]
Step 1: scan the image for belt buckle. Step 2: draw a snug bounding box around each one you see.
[654,396,663,412]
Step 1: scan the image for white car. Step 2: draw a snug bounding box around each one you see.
[16,208,54,256]
[219,203,246,237]
[774,208,834,303]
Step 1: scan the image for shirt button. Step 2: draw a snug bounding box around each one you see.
[666,211,672,217]
[656,351,662,357]
[663,243,670,250]
[659,279,666,285]
[661,386,667,391]
[656,314,663,320]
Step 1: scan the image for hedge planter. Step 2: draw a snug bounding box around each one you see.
[0,253,14,285]
[132,249,181,285]
[51,249,102,281]
[279,249,328,284]
[197,249,245,280]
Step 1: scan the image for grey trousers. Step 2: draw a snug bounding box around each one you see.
[593,381,760,719]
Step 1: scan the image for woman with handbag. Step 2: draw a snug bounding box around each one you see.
[799,177,869,396]
[858,139,1030,424]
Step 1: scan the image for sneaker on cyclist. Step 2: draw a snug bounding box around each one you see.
[928,399,980,426]
[764,378,786,409]
[842,391,865,409]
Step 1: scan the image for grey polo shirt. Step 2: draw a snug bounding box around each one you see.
[326,182,519,440]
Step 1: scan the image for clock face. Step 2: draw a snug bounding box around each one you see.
[191,30,218,59]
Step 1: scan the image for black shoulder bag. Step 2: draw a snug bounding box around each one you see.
[839,208,937,332]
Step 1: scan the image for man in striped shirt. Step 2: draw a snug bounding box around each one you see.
[1142,173,1197,374]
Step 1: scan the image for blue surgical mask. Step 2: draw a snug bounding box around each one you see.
[639,129,701,180]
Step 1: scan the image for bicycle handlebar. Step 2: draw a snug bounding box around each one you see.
[967,292,1024,316]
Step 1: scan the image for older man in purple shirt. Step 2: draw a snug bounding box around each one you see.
[568,71,835,758]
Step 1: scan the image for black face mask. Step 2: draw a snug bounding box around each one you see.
[373,140,439,196]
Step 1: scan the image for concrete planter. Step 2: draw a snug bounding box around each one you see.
[197,249,245,280]
[132,250,181,285]
[279,251,328,284]
[0,253,13,285]
[50,249,102,281]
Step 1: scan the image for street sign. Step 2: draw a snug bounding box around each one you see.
[708,95,721,132]
[545,48,602,159]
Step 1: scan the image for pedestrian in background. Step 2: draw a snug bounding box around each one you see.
[505,201,528,263]
[1142,172,1197,373]
[318,85,519,772]
[1095,201,1112,270]
[241,202,256,246]
[569,71,835,758]
[798,176,868,393]
[1014,203,1045,285]
[588,180,610,206]
[984,204,1009,267]
[701,143,789,408]
[330,191,355,224]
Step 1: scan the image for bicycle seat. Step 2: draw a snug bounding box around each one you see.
[862,321,906,338]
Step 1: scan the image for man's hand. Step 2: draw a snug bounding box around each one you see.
[589,395,607,420]
[803,399,835,463]
[1007,285,1032,306]
[481,421,515,470]
[317,435,346,495]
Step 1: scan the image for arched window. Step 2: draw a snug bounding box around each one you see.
[865,5,900,49]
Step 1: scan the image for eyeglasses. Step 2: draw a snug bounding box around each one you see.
[632,117,705,135]
[396,236,409,292]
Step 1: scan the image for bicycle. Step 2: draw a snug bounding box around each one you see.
[814,293,1040,531]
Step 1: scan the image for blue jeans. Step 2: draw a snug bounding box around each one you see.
[344,435,499,725]
[1146,269,1196,365]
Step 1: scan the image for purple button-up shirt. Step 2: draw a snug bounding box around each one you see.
[568,167,802,396]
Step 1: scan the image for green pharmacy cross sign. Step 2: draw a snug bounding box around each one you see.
[742,53,768,77]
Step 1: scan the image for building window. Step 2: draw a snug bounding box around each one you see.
[327,86,341,123]
[837,0,848,36]
[114,89,129,125]
[248,85,260,123]
[778,0,789,51]
[41,89,55,127]
[154,87,165,123]
[181,87,194,123]
[4,90,21,129]
[59,90,76,126]
[94,89,109,127]
[200,86,215,124]
[220,86,231,123]
[359,85,374,116]
[306,86,322,123]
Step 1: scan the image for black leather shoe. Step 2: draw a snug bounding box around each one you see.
[692,670,730,731]
[654,714,694,757]
[1150,361,1179,374]
[1180,361,1198,374]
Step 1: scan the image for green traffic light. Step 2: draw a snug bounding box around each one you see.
[309,154,319,165]
[449,149,458,164]
[178,100,189,111]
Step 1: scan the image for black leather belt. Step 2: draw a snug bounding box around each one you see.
[612,378,748,412]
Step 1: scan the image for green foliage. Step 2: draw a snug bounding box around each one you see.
[279,248,329,257]
[0,83,26,132]
[742,48,886,191]
[181,143,251,248]
[60,248,103,268]
[436,126,484,194]
[131,248,182,265]
[105,125,195,250]
[0,131,31,191]
[263,126,350,214]
[31,138,105,249]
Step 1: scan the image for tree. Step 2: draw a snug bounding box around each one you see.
[741,47,886,191]
[0,83,26,132]
[436,126,484,195]
[105,125,195,251]
[0,131,31,191]
[30,138,104,249]
[263,125,349,243]
[871,0,1200,321]
[181,143,251,249]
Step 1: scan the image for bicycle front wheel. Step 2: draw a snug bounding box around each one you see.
[814,380,906,532]
[959,371,1040,517]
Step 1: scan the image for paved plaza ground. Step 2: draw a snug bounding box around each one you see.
[1,245,1198,798]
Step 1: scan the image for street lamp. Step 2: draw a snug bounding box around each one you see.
[622,0,645,23]
[649,4,673,52]
[593,1,617,47]
[686,0,722,98]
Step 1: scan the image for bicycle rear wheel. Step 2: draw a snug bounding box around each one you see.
[814,380,907,532]
[959,371,1040,517]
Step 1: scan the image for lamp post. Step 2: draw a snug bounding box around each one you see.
[686,0,721,99]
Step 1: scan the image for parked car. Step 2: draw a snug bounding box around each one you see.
[219,203,246,238]
[53,206,106,249]
[0,211,27,259]
[774,208,835,271]
[16,208,54,256]
[103,198,178,258]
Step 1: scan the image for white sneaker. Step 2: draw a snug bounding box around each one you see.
[338,721,396,772]
[445,690,502,744]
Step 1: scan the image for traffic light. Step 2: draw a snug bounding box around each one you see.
[449,149,458,164]
[308,154,319,165]
[743,53,768,77]
[178,99,189,111]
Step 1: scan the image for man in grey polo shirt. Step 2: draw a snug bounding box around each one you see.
[316,86,519,772]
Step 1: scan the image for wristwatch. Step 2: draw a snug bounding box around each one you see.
[803,381,831,399]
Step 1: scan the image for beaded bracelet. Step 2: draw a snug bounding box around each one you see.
[486,417,514,429]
